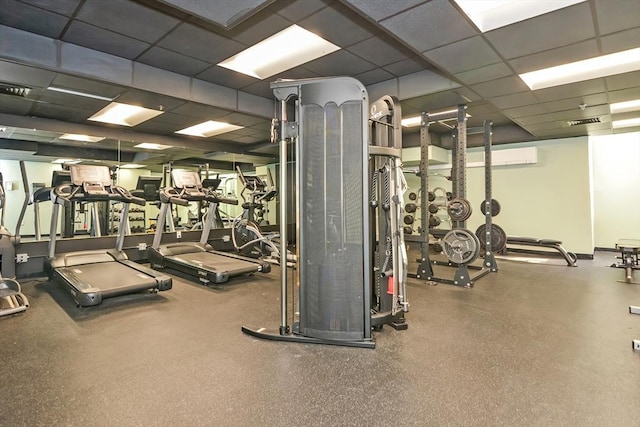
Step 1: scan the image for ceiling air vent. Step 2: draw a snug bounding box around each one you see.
[0,84,30,97]
[567,117,601,126]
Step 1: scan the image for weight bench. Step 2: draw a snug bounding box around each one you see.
[611,239,640,284]
[505,236,577,267]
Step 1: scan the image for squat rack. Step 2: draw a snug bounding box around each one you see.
[412,105,498,288]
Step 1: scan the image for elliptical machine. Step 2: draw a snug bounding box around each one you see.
[231,166,282,262]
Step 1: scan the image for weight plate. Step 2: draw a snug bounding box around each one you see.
[480,198,501,217]
[427,191,435,202]
[405,203,417,213]
[403,214,414,225]
[429,215,441,227]
[428,204,439,214]
[446,191,453,201]
[475,223,507,253]
[447,197,472,221]
[432,242,443,253]
[442,229,480,264]
[409,192,418,201]
[403,226,413,235]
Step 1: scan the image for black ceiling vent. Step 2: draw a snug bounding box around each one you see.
[0,84,30,97]
[567,117,601,126]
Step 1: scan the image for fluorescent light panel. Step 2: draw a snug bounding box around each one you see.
[47,86,113,101]
[88,102,163,126]
[218,25,340,79]
[134,142,172,150]
[453,0,586,32]
[120,164,145,169]
[519,48,640,90]
[612,118,640,129]
[52,159,81,164]
[176,120,243,137]
[402,109,471,127]
[610,99,640,114]
[59,133,105,143]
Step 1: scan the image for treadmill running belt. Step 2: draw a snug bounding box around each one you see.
[167,252,261,275]
[57,262,157,296]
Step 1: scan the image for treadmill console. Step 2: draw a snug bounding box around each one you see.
[171,170,206,198]
[70,165,111,196]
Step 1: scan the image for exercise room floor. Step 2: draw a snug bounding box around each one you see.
[2,251,638,426]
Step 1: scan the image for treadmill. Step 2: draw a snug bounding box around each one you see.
[32,170,71,240]
[44,165,172,307]
[147,169,271,284]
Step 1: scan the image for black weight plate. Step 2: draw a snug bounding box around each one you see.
[428,204,439,214]
[427,191,435,202]
[409,192,418,201]
[405,203,417,213]
[480,198,501,217]
[475,223,507,252]
[442,229,480,264]
[403,214,414,225]
[447,197,472,221]
[403,226,413,235]
[429,215,441,227]
[446,191,453,201]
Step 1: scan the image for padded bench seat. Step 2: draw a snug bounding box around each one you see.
[506,236,577,267]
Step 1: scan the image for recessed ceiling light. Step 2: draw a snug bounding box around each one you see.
[402,109,471,127]
[134,142,172,150]
[610,99,640,114]
[519,48,640,90]
[453,0,585,32]
[52,159,81,164]
[218,24,340,79]
[59,133,105,143]
[612,118,640,129]
[88,102,163,126]
[176,120,243,137]
[120,164,145,169]
[47,86,114,101]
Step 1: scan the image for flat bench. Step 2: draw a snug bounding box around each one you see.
[612,239,640,284]
[506,236,577,267]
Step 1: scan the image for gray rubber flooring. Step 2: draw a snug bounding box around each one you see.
[1,251,638,426]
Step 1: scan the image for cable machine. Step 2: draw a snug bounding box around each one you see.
[242,77,408,348]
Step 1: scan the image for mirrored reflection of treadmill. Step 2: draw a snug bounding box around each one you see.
[32,170,71,240]
[44,165,172,307]
[147,170,271,285]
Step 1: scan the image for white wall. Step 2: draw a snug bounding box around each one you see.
[590,132,640,248]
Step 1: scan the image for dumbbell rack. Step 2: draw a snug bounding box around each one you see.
[410,105,497,288]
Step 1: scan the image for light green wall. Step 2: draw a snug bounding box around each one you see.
[590,132,640,247]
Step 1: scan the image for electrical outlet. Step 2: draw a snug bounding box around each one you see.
[222,235,230,243]
[176,230,182,239]
[16,253,29,263]
[138,243,147,251]
[633,340,640,352]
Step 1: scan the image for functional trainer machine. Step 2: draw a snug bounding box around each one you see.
[147,169,271,285]
[242,77,409,348]
[45,165,172,307]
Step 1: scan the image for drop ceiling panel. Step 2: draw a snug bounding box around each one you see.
[37,91,110,112]
[169,103,231,121]
[273,0,327,22]
[157,0,273,29]
[502,104,549,119]
[533,79,607,102]
[489,92,539,109]
[31,103,84,122]
[303,50,376,76]
[228,12,291,45]
[348,36,410,67]
[63,21,150,60]
[423,36,501,74]
[354,67,395,86]
[508,39,599,74]
[485,2,594,59]
[383,58,428,77]
[550,104,611,121]
[196,66,256,90]
[19,0,81,16]
[594,0,640,35]
[299,3,374,48]
[0,95,35,115]
[600,28,640,55]
[76,0,180,43]
[51,74,128,98]
[137,47,210,77]
[606,71,640,91]
[470,76,529,98]
[116,90,186,112]
[0,0,68,38]
[380,0,476,52]
[221,113,267,127]
[343,0,426,21]
[608,87,640,103]
[0,60,55,87]
[158,23,244,64]
[454,62,513,86]
[513,114,555,125]
[541,93,608,113]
